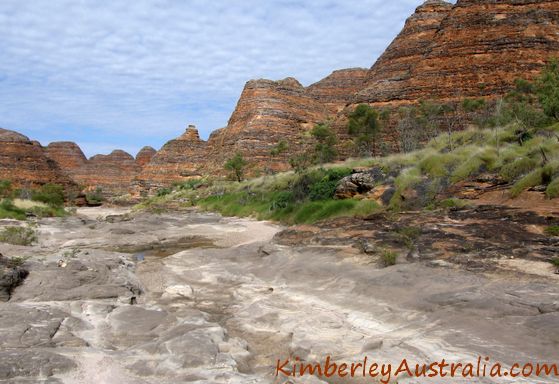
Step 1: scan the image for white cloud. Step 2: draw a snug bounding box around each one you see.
[0,0,422,157]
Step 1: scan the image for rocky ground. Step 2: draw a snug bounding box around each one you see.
[0,206,557,383]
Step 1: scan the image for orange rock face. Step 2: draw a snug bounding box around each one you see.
[307,68,369,113]
[354,0,453,106]
[135,125,208,192]
[45,142,87,175]
[355,0,559,106]
[203,78,329,175]
[73,150,140,195]
[135,146,156,167]
[0,128,77,191]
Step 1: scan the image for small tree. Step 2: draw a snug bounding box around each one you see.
[225,152,247,182]
[502,78,550,130]
[348,104,380,157]
[536,59,559,121]
[311,122,337,165]
[396,106,422,153]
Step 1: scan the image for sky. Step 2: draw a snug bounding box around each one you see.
[0,0,425,158]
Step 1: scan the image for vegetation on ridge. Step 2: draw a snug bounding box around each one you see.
[137,61,559,223]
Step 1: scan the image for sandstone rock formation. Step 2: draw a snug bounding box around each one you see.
[135,125,207,192]
[74,150,140,195]
[135,146,157,167]
[45,141,87,175]
[203,78,330,175]
[0,128,77,191]
[307,68,368,113]
[354,0,453,106]
[354,0,559,105]
[6,0,559,194]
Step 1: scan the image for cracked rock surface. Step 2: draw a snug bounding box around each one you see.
[0,207,557,383]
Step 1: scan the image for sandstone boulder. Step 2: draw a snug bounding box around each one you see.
[335,168,387,199]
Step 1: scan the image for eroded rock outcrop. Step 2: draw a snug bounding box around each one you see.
[355,0,559,105]
[45,141,87,175]
[135,146,157,167]
[307,68,368,113]
[0,128,77,190]
[135,125,207,192]
[74,150,140,196]
[203,78,330,175]
[354,0,453,105]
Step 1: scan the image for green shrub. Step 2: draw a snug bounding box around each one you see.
[437,198,469,210]
[311,122,338,164]
[86,187,104,205]
[31,184,64,207]
[0,226,38,246]
[269,191,293,210]
[510,168,545,197]
[28,205,67,218]
[396,226,421,249]
[545,226,559,236]
[462,98,486,112]
[305,199,356,223]
[536,59,559,121]
[178,179,203,190]
[225,152,248,182]
[0,199,26,220]
[380,249,397,267]
[550,257,559,267]
[156,188,171,197]
[353,200,381,217]
[348,104,381,157]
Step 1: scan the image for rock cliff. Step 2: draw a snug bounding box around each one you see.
[307,68,369,113]
[203,78,329,175]
[354,0,559,105]
[0,128,76,191]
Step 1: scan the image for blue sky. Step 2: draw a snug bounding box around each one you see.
[0,0,425,157]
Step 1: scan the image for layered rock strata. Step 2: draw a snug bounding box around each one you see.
[135,146,157,167]
[0,128,76,191]
[135,125,207,192]
[45,142,87,175]
[74,150,141,195]
[354,0,559,105]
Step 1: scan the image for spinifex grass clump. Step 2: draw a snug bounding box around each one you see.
[0,199,26,220]
[0,226,38,246]
[545,226,559,236]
